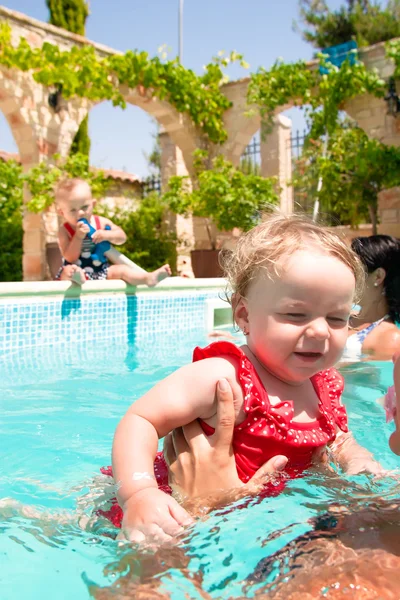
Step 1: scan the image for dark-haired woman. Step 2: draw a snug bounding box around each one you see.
[342,235,400,361]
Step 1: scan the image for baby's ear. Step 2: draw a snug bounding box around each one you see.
[55,204,63,217]
[233,295,249,330]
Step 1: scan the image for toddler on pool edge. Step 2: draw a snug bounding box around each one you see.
[110,213,384,542]
[55,177,171,286]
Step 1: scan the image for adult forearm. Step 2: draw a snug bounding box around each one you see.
[112,413,159,506]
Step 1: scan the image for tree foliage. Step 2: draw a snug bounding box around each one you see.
[163,151,278,248]
[0,159,23,281]
[98,193,177,273]
[296,0,400,49]
[248,53,385,134]
[46,0,89,35]
[293,124,400,232]
[47,0,91,156]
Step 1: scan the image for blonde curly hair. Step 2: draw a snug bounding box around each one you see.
[221,213,365,311]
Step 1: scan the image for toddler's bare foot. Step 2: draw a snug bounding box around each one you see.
[146,264,172,287]
[71,267,86,285]
[60,265,86,285]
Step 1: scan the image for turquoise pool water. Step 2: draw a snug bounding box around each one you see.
[1,330,399,600]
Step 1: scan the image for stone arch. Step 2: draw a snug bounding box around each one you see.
[74,86,200,178]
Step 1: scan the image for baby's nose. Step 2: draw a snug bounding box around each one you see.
[306,319,329,340]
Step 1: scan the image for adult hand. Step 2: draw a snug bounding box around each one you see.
[164,378,288,509]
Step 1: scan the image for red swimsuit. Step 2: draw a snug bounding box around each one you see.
[99,341,348,527]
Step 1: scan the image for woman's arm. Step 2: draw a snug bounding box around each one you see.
[164,378,288,513]
[389,354,400,454]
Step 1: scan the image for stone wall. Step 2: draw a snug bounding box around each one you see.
[378,187,400,237]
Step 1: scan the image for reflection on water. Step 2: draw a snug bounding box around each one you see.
[1,347,399,598]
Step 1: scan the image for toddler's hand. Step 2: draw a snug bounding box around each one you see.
[345,457,386,476]
[119,487,193,544]
[76,221,90,239]
[92,229,109,244]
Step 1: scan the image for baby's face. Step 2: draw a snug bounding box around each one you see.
[58,183,94,226]
[236,249,355,384]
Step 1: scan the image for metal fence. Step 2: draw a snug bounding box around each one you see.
[142,174,161,197]
[289,129,307,161]
[140,129,308,197]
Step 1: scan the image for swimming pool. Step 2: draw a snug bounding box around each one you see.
[1,287,399,599]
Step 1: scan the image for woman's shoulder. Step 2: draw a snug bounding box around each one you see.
[363,321,400,359]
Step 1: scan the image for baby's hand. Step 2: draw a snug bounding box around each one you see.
[76,221,90,239]
[345,457,386,476]
[119,487,193,544]
[91,229,109,244]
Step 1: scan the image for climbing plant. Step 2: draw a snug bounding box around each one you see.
[248,53,385,135]
[46,0,91,156]
[292,123,400,233]
[0,23,245,144]
[163,150,278,249]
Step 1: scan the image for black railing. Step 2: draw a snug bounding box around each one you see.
[142,174,161,196]
[141,129,308,198]
[289,129,307,161]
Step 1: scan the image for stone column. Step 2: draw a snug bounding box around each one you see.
[260,115,293,214]
[159,130,195,276]
[18,92,88,281]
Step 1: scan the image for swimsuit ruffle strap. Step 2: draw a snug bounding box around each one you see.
[193,342,293,435]
[319,368,348,433]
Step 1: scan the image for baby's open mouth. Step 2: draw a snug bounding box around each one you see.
[294,351,323,360]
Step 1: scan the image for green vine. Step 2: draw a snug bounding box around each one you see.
[386,38,400,77]
[248,51,385,135]
[0,23,248,144]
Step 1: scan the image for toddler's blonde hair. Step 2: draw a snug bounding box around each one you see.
[222,213,365,307]
[55,177,91,204]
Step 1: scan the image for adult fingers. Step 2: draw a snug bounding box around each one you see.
[245,455,288,492]
[212,378,236,450]
[180,418,210,450]
[163,432,176,467]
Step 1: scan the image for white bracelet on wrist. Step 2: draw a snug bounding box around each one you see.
[132,471,155,481]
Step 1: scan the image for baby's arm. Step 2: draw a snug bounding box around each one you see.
[93,216,127,245]
[58,223,87,263]
[112,356,240,541]
[389,355,400,455]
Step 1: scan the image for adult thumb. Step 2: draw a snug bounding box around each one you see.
[246,455,288,491]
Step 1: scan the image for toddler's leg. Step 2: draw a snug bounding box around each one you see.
[58,264,86,285]
[107,264,171,287]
